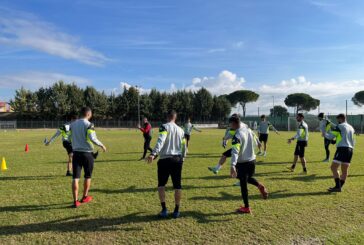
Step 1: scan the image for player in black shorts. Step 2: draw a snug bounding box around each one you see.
[45,115,77,176]
[325,114,355,192]
[287,113,309,174]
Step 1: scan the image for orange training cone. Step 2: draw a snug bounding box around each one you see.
[1,157,7,171]
[25,144,29,152]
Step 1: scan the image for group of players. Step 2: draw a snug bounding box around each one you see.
[45,107,355,216]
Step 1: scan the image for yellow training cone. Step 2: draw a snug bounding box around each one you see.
[1,157,8,171]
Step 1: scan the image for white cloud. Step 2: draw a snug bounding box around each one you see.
[0,8,110,66]
[0,71,91,89]
[185,70,245,95]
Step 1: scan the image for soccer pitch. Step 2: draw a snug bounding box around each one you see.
[0,129,363,244]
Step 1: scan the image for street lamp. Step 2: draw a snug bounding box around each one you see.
[136,85,141,126]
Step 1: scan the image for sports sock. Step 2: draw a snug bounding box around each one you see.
[334,178,341,188]
[215,164,222,170]
[303,167,307,172]
[174,205,179,213]
[291,164,296,169]
[340,179,345,188]
[161,202,167,211]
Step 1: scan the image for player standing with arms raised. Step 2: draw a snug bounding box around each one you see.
[287,113,309,174]
[325,114,355,192]
[183,118,201,148]
[147,110,186,218]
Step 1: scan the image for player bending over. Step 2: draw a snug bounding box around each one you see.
[45,114,77,176]
[287,113,309,174]
[183,118,202,148]
[70,107,107,208]
[257,114,279,157]
[229,115,268,214]
[318,113,336,162]
[325,114,355,192]
[147,110,187,219]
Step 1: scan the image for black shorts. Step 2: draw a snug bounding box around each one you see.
[62,141,73,155]
[157,156,183,189]
[222,148,232,157]
[184,134,191,141]
[259,133,269,143]
[333,147,353,164]
[72,152,94,179]
[294,141,307,158]
[236,160,256,179]
[324,138,336,147]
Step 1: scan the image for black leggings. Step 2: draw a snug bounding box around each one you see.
[143,136,153,158]
[236,161,259,208]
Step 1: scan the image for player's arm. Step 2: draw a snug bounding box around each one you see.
[326,125,341,139]
[288,127,300,143]
[269,122,279,134]
[148,125,168,162]
[88,128,107,152]
[46,129,61,145]
[230,134,242,178]
[192,125,202,132]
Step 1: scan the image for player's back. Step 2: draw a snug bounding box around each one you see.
[160,122,185,158]
[71,119,92,152]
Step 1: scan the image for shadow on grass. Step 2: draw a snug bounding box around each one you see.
[0,175,57,181]
[0,211,231,235]
[190,189,330,201]
[269,174,364,182]
[0,203,71,212]
[256,160,323,166]
[93,184,233,194]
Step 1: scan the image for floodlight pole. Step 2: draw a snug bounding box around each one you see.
[136,85,141,126]
[272,96,275,123]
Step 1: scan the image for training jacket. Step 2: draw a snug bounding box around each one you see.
[293,121,309,142]
[184,122,200,135]
[231,127,260,166]
[71,119,104,152]
[152,122,186,159]
[326,122,355,149]
[48,123,71,143]
[319,119,336,140]
[258,121,277,134]
[140,122,152,138]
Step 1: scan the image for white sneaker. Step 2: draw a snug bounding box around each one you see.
[263,152,267,157]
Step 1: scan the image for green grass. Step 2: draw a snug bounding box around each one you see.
[0,129,363,244]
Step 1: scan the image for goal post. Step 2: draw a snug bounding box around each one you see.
[0,121,17,130]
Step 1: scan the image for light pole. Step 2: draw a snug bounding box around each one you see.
[272,96,275,123]
[345,99,348,117]
[136,85,141,126]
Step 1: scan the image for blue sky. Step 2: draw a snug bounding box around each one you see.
[1,0,364,114]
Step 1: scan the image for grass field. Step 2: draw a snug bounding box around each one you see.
[0,129,363,244]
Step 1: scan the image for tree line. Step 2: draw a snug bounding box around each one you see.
[11,80,362,121]
[9,81,232,121]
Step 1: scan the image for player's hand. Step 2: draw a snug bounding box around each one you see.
[230,166,237,178]
[137,124,141,128]
[287,139,292,144]
[45,142,50,146]
[101,145,107,152]
[147,155,155,164]
[276,131,280,135]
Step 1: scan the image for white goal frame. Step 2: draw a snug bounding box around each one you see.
[287,117,297,131]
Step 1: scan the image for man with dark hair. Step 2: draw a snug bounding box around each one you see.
[183,118,202,148]
[208,114,248,175]
[229,115,268,214]
[147,110,186,219]
[287,113,309,174]
[45,114,78,176]
[318,112,336,162]
[138,117,153,160]
[325,114,355,192]
[257,114,279,157]
[70,107,107,208]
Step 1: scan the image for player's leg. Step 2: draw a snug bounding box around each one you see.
[247,161,268,199]
[340,163,350,189]
[208,149,231,174]
[72,152,82,207]
[147,137,153,152]
[236,163,251,213]
[323,138,330,162]
[328,162,341,192]
[288,144,299,172]
[141,139,148,160]
[263,139,268,156]
[157,159,169,217]
[171,156,183,218]
[67,153,73,176]
[81,152,94,203]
